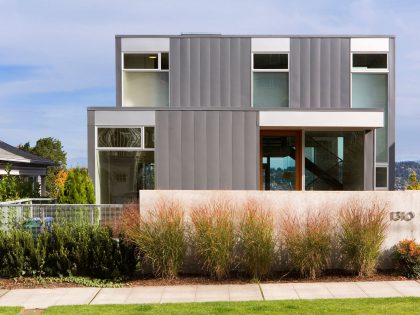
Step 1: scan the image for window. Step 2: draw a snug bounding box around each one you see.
[351,52,389,189]
[375,166,388,188]
[352,53,387,70]
[305,131,364,191]
[122,53,169,107]
[96,127,155,203]
[252,53,289,108]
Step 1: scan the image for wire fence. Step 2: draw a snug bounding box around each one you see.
[0,204,126,235]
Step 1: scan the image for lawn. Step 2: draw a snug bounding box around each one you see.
[2,297,420,314]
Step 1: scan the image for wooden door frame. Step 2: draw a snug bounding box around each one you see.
[260,130,302,190]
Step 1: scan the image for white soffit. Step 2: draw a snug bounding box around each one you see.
[121,38,170,52]
[252,38,290,52]
[351,38,389,52]
[95,111,155,126]
[259,111,384,128]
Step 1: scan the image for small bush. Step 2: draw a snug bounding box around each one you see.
[238,199,275,280]
[394,239,420,278]
[0,229,37,277]
[338,199,388,276]
[191,200,235,280]
[281,210,333,279]
[122,199,185,278]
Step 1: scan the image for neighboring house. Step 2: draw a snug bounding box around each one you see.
[88,34,395,204]
[0,140,56,196]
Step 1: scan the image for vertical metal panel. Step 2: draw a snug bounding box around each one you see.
[388,38,396,190]
[190,38,201,106]
[180,38,190,107]
[155,110,258,190]
[219,112,233,188]
[232,112,245,188]
[115,38,122,107]
[155,112,170,188]
[87,111,96,186]
[340,39,351,108]
[290,38,350,109]
[364,130,375,190]
[206,111,220,188]
[290,39,300,109]
[168,111,182,188]
[170,37,251,108]
[170,39,181,108]
[244,112,258,189]
[181,111,195,189]
[194,111,207,189]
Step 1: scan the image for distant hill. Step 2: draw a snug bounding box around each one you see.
[395,161,420,190]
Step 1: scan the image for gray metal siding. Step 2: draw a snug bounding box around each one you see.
[388,38,396,190]
[170,37,251,108]
[156,110,258,189]
[290,38,350,109]
[364,130,375,190]
[115,38,122,107]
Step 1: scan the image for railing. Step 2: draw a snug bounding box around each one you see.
[0,204,125,232]
[0,198,56,205]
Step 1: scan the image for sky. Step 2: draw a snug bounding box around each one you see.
[0,0,420,166]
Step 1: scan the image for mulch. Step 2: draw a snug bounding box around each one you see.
[0,271,409,290]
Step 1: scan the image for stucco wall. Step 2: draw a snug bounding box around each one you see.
[139,190,420,269]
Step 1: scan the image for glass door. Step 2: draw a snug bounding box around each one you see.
[260,131,302,190]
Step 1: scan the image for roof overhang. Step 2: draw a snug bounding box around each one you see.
[259,110,384,129]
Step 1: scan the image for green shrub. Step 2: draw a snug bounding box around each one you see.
[281,211,333,279]
[238,200,275,280]
[117,236,138,278]
[393,239,420,278]
[57,167,95,204]
[0,229,37,277]
[191,200,235,280]
[338,199,388,276]
[45,225,75,276]
[87,225,120,279]
[122,199,185,278]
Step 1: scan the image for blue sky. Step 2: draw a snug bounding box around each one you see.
[0,0,419,166]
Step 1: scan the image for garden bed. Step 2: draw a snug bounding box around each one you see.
[0,271,408,290]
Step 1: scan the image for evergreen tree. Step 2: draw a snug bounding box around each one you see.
[58,168,95,204]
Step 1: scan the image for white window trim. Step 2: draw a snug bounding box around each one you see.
[251,52,290,108]
[374,163,389,189]
[121,52,170,107]
[95,125,155,203]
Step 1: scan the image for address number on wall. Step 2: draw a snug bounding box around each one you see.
[390,212,415,222]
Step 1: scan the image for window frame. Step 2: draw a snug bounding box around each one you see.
[251,52,290,108]
[375,163,388,189]
[96,126,155,151]
[351,52,389,73]
[121,52,170,107]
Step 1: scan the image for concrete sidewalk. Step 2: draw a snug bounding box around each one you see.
[1,281,420,309]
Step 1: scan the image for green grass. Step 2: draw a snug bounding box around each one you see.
[0,307,21,315]
[32,298,420,315]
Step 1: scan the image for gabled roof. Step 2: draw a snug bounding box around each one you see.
[0,140,57,167]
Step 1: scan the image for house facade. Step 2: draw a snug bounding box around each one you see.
[88,34,395,204]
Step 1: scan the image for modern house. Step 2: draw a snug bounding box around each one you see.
[88,34,395,204]
[0,140,56,196]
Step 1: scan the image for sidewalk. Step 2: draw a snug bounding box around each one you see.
[1,281,420,309]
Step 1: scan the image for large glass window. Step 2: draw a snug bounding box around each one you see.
[96,127,155,203]
[305,131,364,191]
[98,151,154,204]
[122,52,169,107]
[253,53,289,108]
[352,73,388,163]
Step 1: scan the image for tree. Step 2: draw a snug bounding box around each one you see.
[406,170,420,190]
[19,137,67,198]
[58,168,95,204]
[0,165,40,201]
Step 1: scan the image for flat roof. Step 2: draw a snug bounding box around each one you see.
[116,34,395,39]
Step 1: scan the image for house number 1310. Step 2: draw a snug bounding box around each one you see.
[390,212,415,221]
